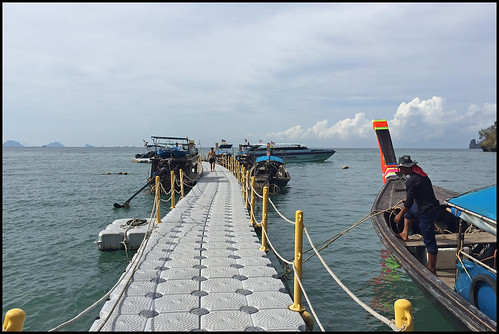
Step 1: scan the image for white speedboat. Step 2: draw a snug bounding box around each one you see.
[236,143,335,164]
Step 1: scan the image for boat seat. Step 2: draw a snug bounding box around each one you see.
[402,231,496,248]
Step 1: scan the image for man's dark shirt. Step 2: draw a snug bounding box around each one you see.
[404,172,439,215]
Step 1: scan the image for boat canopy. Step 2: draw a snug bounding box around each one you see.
[256,155,284,163]
[445,185,497,236]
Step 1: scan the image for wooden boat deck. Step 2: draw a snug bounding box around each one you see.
[401,230,495,248]
[435,269,455,289]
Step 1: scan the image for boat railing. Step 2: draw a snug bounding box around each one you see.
[217,154,414,332]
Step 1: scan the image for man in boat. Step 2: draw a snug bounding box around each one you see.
[208,147,216,172]
[394,155,440,275]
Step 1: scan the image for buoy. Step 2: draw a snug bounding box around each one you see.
[394,299,413,331]
[123,172,128,175]
[106,172,111,175]
[2,308,26,331]
[342,166,349,169]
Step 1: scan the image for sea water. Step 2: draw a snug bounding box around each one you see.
[2,147,496,331]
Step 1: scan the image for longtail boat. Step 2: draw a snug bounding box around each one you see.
[371,119,496,331]
[147,136,203,194]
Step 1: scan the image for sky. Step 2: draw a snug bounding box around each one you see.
[2,3,496,148]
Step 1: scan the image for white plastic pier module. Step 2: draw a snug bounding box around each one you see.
[97,218,153,251]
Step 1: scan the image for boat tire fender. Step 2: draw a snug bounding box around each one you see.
[469,273,496,309]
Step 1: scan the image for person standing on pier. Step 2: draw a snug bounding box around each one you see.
[208,147,217,172]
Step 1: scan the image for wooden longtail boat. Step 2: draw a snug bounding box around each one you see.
[370,119,496,331]
[249,155,291,194]
[147,136,203,194]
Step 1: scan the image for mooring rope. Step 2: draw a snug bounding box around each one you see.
[301,205,402,263]
[92,199,160,331]
[257,203,405,331]
[242,165,408,332]
[49,198,159,332]
[302,225,402,331]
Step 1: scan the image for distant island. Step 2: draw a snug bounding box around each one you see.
[3,140,24,147]
[3,140,68,147]
[3,141,100,147]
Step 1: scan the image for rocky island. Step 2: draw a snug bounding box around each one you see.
[3,140,23,147]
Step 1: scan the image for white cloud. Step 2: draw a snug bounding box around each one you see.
[390,96,451,139]
[266,97,496,147]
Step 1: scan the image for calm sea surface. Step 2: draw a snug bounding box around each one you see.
[2,147,496,331]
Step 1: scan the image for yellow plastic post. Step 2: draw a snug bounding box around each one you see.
[179,169,184,199]
[289,210,306,313]
[245,170,250,209]
[249,176,257,225]
[155,176,161,223]
[241,166,246,192]
[2,308,26,332]
[170,170,175,209]
[394,299,413,331]
[259,186,269,251]
[240,164,244,185]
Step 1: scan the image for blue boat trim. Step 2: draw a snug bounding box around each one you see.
[255,155,284,163]
[445,185,497,236]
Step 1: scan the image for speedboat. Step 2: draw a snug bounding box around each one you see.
[215,140,234,159]
[370,119,496,331]
[218,139,233,149]
[236,143,335,164]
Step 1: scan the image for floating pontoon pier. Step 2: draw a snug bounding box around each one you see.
[91,162,306,331]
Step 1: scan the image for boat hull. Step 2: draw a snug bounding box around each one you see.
[149,154,202,193]
[274,150,335,162]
